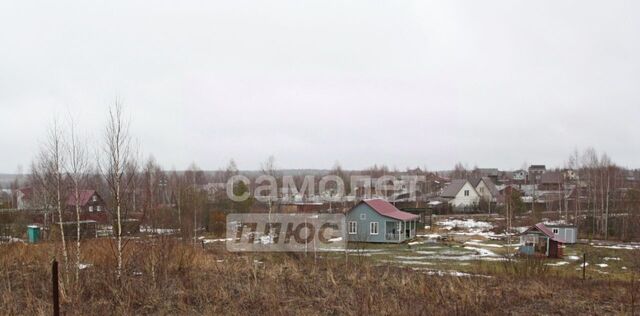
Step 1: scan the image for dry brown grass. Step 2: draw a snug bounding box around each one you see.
[1,238,638,315]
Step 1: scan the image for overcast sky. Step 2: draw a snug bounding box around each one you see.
[1,1,639,173]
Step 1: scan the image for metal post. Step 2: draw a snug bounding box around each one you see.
[52,259,60,316]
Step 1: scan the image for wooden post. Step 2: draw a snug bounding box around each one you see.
[52,259,60,316]
[582,253,586,281]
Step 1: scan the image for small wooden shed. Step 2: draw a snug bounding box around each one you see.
[545,224,577,244]
[519,223,564,258]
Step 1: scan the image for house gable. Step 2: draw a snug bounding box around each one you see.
[450,181,480,207]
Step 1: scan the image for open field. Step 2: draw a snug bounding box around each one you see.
[2,217,639,315]
[1,239,639,315]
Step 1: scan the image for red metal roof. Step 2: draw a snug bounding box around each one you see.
[359,199,419,221]
[527,223,565,243]
[18,187,33,199]
[66,190,97,207]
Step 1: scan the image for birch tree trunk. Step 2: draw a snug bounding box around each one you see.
[101,102,132,281]
[65,114,89,283]
[44,120,70,283]
[75,187,81,281]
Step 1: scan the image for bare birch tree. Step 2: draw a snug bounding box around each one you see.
[100,102,132,280]
[48,120,70,279]
[64,115,90,282]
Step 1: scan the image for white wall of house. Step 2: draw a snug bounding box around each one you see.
[16,191,29,209]
[475,180,494,202]
[513,170,527,181]
[450,182,480,208]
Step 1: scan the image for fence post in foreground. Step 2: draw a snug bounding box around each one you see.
[52,259,60,316]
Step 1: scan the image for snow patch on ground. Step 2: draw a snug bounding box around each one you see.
[464,241,503,248]
[78,263,92,270]
[592,243,640,250]
[411,268,492,278]
[140,226,179,235]
[546,261,569,266]
[543,220,569,226]
[386,259,435,266]
[566,255,581,261]
[415,251,437,255]
[603,257,621,261]
[416,233,442,239]
[0,237,24,243]
[514,227,529,233]
[437,219,493,231]
[203,238,233,244]
[596,263,608,268]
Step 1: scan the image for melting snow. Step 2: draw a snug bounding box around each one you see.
[604,257,621,261]
[437,219,493,231]
[140,226,179,235]
[592,243,640,250]
[1,237,24,243]
[416,234,442,239]
[464,241,503,248]
[203,238,233,243]
[78,263,92,270]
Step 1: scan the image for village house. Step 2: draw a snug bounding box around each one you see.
[345,199,419,243]
[519,223,564,258]
[16,188,34,209]
[528,165,546,183]
[475,168,500,184]
[470,177,500,203]
[538,171,564,191]
[511,169,528,183]
[65,190,108,223]
[440,179,480,211]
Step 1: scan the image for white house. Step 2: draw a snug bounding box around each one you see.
[512,170,528,182]
[440,179,480,210]
[16,188,33,210]
[470,177,500,203]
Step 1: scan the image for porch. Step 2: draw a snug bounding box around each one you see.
[385,219,417,242]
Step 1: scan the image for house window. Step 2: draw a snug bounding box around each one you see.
[360,213,366,220]
[479,188,484,193]
[92,195,97,202]
[348,221,357,235]
[97,205,101,212]
[552,228,559,234]
[88,206,93,212]
[370,222,379,235]
[464,190,469,196]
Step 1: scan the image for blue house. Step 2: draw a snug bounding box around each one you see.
[346,199,420,243]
